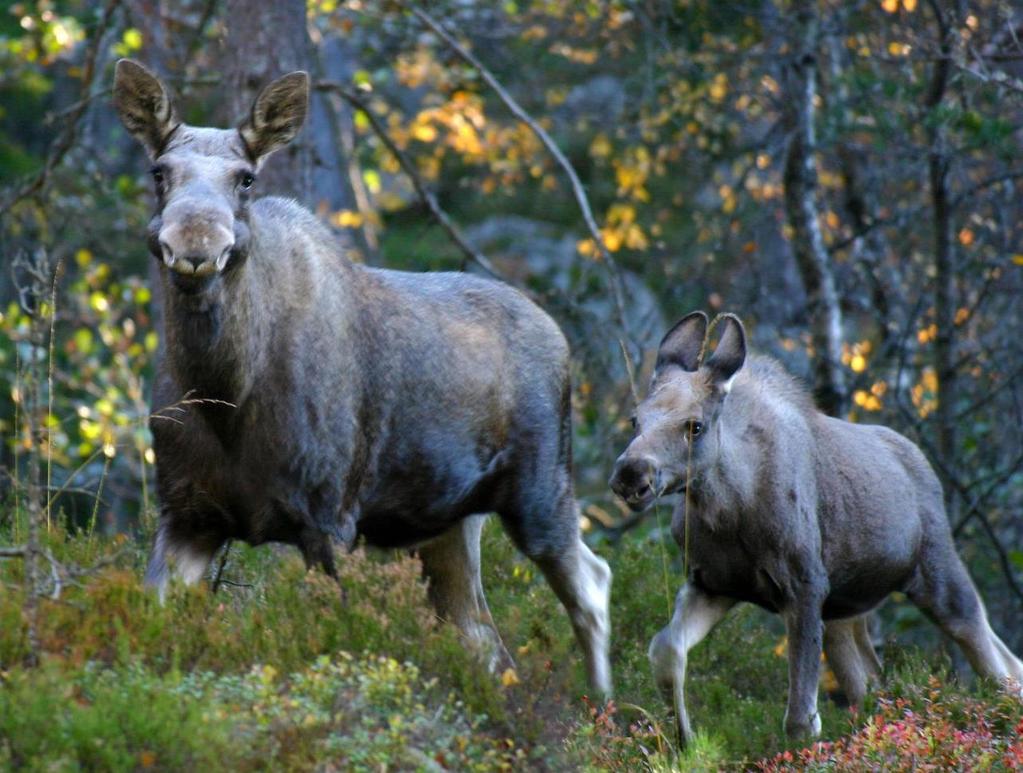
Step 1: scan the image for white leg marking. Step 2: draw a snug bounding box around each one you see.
[649,585,735,744]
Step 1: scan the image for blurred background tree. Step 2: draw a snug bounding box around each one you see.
[1,0,1021,651]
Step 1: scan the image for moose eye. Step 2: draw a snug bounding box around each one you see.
[150,166,164,184]
[688,421,704,438]
[239,171,255,190]
[629,415,638,430]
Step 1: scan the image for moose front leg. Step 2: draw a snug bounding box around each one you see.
[648,584,736,746]
[783,592,826,739]
[144,516,224,602]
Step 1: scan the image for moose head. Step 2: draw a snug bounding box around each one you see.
[113,59,308,292]
[609,311,747,511]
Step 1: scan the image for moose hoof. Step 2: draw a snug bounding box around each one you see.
[674,716,696,750]
[784,711,821,740]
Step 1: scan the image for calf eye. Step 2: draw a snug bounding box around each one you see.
[688,421,704,438]
[150,166,164,184]
[629,415,638,430]
[239,171,255,190]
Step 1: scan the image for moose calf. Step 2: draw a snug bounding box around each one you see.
[610,311,1022,743]
[112,59,611,695]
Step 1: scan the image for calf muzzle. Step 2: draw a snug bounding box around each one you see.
[610,454,659,511]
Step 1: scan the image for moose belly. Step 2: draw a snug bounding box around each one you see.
[687,519,916,618]
[356,447,512,549]
[822,563,917,620]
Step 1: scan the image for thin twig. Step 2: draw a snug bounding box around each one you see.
[211,540,232,593]
[316,82,506,281]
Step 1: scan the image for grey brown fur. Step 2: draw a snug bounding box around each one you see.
[113,59,610,695]
[610,310,1022,744]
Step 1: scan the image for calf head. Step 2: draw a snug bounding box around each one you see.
[113,59,309,294]
[610,311,746,511]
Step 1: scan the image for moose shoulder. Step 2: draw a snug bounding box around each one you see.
[610,311,1023,745]
[113,59,611,696]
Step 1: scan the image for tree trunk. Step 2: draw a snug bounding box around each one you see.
[225,0,354,215]
[781,1,848,417]
[225,0,313,201]
[925,0,959,519]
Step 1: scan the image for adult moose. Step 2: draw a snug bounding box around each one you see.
[610,311,1022,744]
[112,59,610,695]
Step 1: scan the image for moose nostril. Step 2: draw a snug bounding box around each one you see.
[184,256,205,270]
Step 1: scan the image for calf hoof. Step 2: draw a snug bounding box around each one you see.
[674,715,696,750]
[784,711,821,740]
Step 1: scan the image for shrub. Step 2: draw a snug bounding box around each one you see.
[757,675,1023,772]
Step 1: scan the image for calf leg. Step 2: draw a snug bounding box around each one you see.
[824,616,879,707]
[418,515,514,674]
[854,613,883,681]
[648,585,735,745]
[908,557,1023,692]
[783,594,826,739]
[144,517,223,602]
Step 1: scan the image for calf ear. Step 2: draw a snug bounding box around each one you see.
[656,311,708,372]
[705,314,746,392]
[113,59,178,159]
[239,71,309,167]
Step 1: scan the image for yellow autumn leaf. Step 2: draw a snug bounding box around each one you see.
[881,0,898,12]
[773,637,788,658]
[122,28,143,51]
[1011,254,1023,265]
[590,132,612,159]
[411,122,437,143]
[500,668,520,687]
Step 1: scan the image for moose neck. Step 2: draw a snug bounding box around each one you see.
[697,372,762,517]
[161,258,265,406]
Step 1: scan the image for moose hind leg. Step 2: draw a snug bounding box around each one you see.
[908,556,1023,691]
[648,585,735,746]
[824,617,877,707]
[853,613,883,682]
[418,515,514,674]
[529,535,612,698]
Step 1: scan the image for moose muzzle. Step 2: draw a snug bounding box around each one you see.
[609,453,661,512]
[158,201,235,278]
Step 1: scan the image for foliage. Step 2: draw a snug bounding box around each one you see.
[757,676,1023,772]
[4,517,1015,770]
[0,654,530,771]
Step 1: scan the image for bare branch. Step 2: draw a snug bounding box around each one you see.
[316,82,507,282]
[402,2,638,373]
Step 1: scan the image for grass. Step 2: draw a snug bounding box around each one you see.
[1,511,1020,771]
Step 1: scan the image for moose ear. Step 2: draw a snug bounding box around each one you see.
[656,311,709,372]
[704,314,747,392]
[238,71,309,166]
[113,59,178,159]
